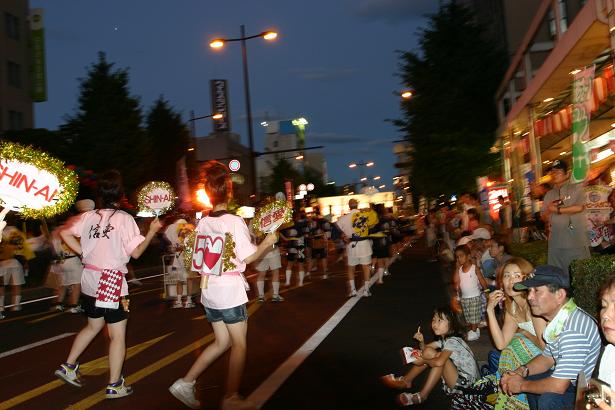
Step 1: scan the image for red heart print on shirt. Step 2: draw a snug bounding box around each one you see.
[203,235,224,270]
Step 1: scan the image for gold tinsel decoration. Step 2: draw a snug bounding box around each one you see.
[222,232,237,272]
[137,181,176,216]
[251,199,293,235]
[183,229,196,272]
[0,141,79,219]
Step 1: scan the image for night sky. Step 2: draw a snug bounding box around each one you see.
[30,0,438,192]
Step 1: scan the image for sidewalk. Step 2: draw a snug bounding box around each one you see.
[262,244,496,409]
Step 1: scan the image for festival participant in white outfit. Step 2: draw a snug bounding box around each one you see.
[50,199,95,313]
[164,217,196,308]
[0,225,33,317]
[169,161,277,410]
[254,236,284,303]
[54,170,162,399]
[335,199,378,297]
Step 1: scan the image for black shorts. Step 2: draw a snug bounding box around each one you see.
[311,248,327,259]
[81,294,128,324]
[372,246,390,259]
[286,253,305,262]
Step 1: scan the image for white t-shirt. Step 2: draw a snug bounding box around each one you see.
[598,344,615,388]
[68,209,145,297]
[195,213,256,310]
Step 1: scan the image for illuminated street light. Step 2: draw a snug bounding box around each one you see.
[208,25,279,199]
[348,163,357,168]
[373,176,381,181]
[295,155,304,160]
[401,90,413,99]
[360,177,367,182]
[379,184,385,189]
[366,161,374,167]
[212,113,224,120]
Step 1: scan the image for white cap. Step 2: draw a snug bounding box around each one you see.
[470,227,491,240]
[75,199,95,212]
[457,236,472,246]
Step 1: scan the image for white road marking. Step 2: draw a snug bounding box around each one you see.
[0,333,76,359]
[247,273,379,407]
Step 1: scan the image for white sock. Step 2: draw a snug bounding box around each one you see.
[272,281,280,296]
[349,280,356,292]
[377,268,384,282]
[299,271,305,286]
[285,270,292,285]
[257,280,265,297]
[185,295,192,302]
[14,295,21,305]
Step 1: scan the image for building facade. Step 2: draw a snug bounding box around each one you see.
[0,0,34,131]
[495,0,611,216]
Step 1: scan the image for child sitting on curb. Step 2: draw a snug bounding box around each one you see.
[381,306,484,408]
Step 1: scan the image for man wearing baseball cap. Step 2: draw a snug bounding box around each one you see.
[500,265,601,409]
[540,159,590,274]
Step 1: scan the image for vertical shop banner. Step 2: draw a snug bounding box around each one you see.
[571,66,594,183]
[30,8,47,102]
[210,79,230,132]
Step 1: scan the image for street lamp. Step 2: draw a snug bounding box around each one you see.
[348,161,375,187]
[209,26,278,199]
[187,112,225,150]
[401,90,413,99]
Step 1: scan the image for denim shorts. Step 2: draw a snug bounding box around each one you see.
[204,304,247,324]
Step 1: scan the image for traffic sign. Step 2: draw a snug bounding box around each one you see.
[229,159,241,172]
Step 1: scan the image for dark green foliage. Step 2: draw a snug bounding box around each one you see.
[570,255,615,317]
[396,2,507,197]
[61,52,151,191]
[262,158,338,199]
[145,96,191,187]
[509,241,548,267]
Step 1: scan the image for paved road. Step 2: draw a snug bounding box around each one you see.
[0,242,485,409]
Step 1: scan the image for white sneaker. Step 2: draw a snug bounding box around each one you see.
[466,329,480,341]
[383,268,390,276]
[184,299,196,308]
[105,376,133,399]
[169,378,200,409]
[363,289,372,297]
[172,299,183,309]
[55,362,83,387]
[348,290,358,298]
[221,394,257,410]
[69,306,84,314]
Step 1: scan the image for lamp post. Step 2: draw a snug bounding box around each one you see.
[348,161,375,187]
[209,26,278,199]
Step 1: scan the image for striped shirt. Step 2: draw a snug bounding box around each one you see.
[543,307,601,381]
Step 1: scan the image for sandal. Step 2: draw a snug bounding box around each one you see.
[381,374,410,390]
[398,392,422,406]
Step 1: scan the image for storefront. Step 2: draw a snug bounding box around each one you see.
[495,0,615,223]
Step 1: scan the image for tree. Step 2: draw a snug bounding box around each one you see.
[145,96,191,187]
[62,52,151,191]
[396,2,507,197]
[263,158,301,195]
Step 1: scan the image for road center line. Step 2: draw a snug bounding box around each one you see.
[247,273,379,407]
[0,332,76,359]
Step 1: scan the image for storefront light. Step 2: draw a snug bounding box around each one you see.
[591,148,614,164]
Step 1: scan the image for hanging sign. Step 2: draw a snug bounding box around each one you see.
[571,66,595,183]
[137,181,176,217]
[0,142,78,219]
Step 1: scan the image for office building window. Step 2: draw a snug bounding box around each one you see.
[7,61,22,88]
[8,110,23,130]
[5,13,20,40]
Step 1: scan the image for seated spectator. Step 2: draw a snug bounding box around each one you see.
[485,235,512,286]
[476,257,546,409]
[381,307,486,408]
[500,265,602,410]
[594,276,615,409]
